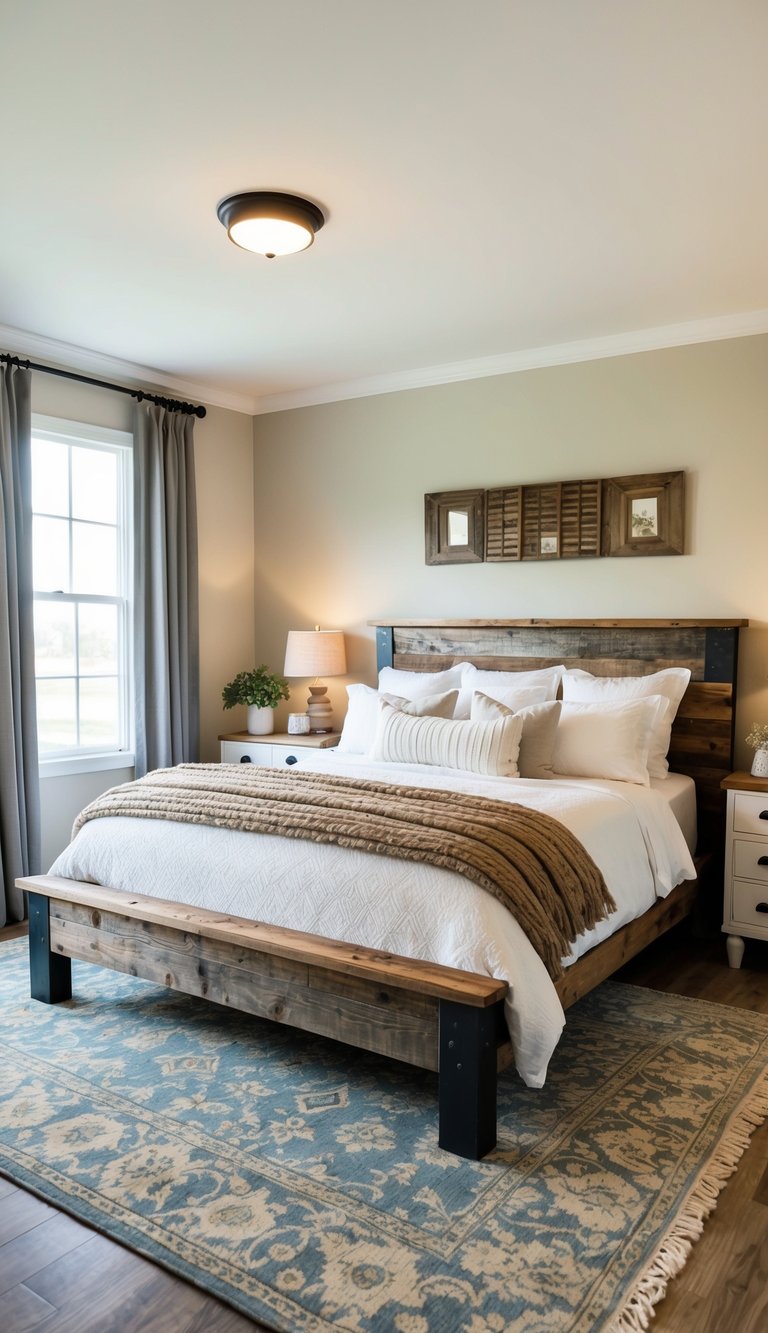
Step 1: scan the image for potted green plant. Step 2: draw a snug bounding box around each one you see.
[222,665,290,736]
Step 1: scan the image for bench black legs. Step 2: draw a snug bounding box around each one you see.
[438,998,502,1159]
[27,892,72,1004]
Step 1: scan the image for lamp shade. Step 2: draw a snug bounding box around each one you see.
[284,630,346,678]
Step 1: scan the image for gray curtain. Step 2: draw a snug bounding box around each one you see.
[0,362,40,924]
[133,403,199,776]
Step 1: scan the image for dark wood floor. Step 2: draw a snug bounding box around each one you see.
[1,920,767,1332]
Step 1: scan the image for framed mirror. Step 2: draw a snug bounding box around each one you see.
[425,489,485,565]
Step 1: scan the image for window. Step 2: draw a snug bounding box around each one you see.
[31,415,133,770]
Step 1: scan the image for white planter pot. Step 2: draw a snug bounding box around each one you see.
[247,705,275,736]
[751,747,768,777]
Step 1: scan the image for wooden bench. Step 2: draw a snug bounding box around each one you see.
[21,876,510,1160]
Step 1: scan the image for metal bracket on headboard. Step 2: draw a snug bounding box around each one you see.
[704,627,739,684]
[376,625,394,673]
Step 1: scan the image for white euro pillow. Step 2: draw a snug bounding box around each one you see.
[561,667,691,778]
[552,696,668,785]
[456,664,564,719]
[372,701,523,777]
[377,662,470,700]
[470,692,562,779]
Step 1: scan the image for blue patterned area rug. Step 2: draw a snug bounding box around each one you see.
[1,938,767,1333]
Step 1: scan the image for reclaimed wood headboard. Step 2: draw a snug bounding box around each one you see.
[370,618,747,854]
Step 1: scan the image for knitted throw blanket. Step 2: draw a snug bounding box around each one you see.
[73,764,616,980]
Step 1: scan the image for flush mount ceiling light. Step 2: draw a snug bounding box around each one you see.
[216,191,325,258]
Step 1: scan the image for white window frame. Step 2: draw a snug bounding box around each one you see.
[32,414,135,776]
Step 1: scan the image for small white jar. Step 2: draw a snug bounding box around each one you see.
[287,712,311,735]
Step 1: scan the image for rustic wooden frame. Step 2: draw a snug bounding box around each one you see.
[424,489,485,565]
[19,617,745,1161]
[436,471,682,564]
[601,470,685,557]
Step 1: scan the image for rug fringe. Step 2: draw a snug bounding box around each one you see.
[606,1068,768,1332]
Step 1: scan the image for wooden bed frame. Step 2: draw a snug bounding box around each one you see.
[18,618,745,1161]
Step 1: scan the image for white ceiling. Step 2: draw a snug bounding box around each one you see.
[1,0,767,414]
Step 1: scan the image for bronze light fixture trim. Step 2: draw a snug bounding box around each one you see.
[217,191,326,258]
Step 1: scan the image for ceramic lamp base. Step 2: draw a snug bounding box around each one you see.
[307,683,333,733]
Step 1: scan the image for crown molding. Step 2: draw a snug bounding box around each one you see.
[0,324,258,417]
[253,308,768,415]
[3,308,767,422]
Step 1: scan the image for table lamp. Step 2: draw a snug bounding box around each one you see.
[283,628,347,733]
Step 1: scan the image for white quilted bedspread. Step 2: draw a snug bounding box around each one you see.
[49,754,696,1088]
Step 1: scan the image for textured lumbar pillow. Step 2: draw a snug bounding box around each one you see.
[372,701,523,776]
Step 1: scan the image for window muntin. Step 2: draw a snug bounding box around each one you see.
[31,417,132,761]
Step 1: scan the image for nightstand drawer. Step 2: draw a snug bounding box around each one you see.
[732,791,768,835]
[219,733,341,770]
[271,744,309,768]
[733,838,768,883]
[731,878,768,931]
[220,740,273,765]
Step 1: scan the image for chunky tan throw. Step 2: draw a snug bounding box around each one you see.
[73,764,616,979]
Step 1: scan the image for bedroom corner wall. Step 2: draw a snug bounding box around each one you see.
[251,334,768,771]
[30,373,255,868]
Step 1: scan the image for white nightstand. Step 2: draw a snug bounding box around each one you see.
[219,731,340,769]
[721,771,768,968]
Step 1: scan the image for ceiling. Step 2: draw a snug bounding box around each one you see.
[1,1,767,414]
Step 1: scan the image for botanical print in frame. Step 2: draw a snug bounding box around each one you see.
[631,495,658,538]
[602,471,685,557]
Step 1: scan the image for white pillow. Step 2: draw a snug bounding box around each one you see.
[372,702,523,777]
[470,693,562,779]
[456,664,564,718]
[552,696,668,785]
[338,684,459,755]
[561,667,691,778]
[338,684,380,754]
[378,662,471,701]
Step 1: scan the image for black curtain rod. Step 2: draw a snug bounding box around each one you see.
[0,352,206,418]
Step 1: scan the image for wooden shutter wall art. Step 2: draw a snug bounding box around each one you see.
[425,471,684,565]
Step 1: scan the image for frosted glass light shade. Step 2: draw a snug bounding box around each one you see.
[229,216,313,257]
[284,630,346,679]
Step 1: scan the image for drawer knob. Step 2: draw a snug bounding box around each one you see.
[757,903,768,914]
[285,755,298,765]
[758,857,768,866]
[760,811,768,820]
[239,755,252,763]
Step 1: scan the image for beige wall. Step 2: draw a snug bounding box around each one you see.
[31,371,254,866]
[252,335,768,770]
[193,404,255,760]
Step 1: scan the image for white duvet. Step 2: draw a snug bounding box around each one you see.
[49,753,696,1089]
